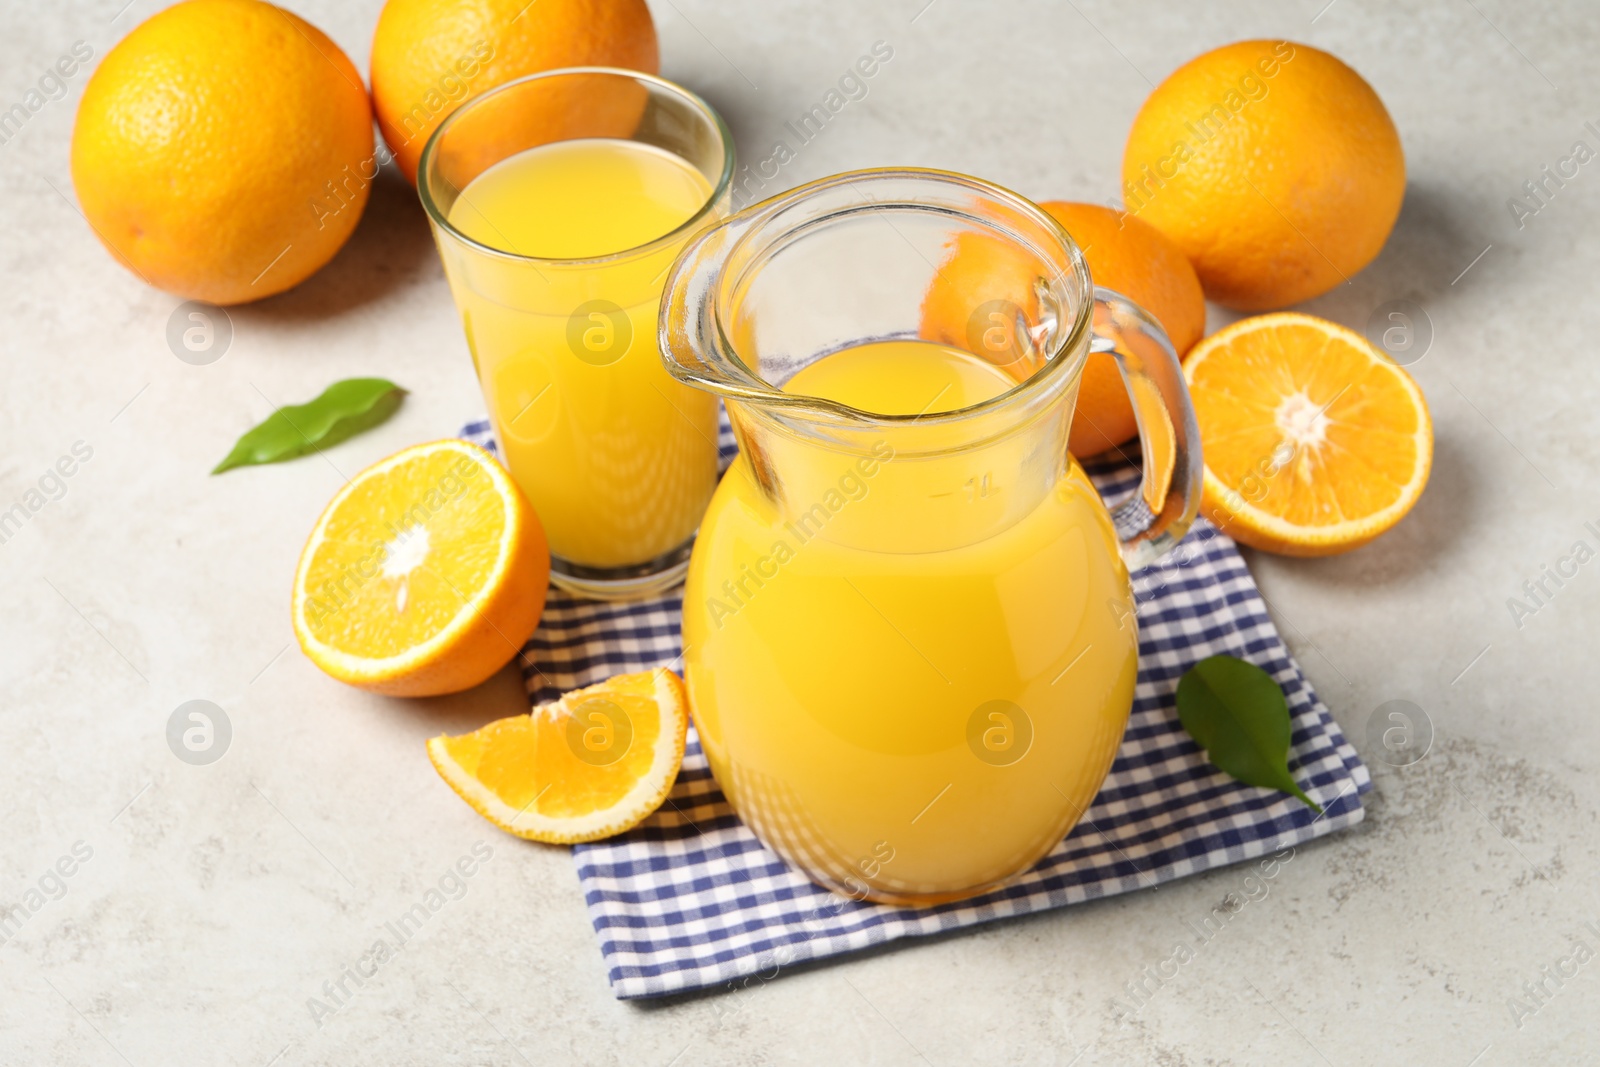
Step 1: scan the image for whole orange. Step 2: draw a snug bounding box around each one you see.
[1122,40,1404,310]
[918,228,1042,374]
[371,0,659,185]
[1039,201,1206,457]
[917,202,1206,458]
[71,0,374,305]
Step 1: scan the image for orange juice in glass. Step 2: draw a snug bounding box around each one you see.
[419,69,733,599]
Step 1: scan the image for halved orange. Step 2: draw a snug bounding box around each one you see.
[426,669,688,843]
[292,439,549,696]
[1184,313,1432,556]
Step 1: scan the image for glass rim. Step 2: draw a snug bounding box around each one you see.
[416,66,736,267]
[699,167,1095,427]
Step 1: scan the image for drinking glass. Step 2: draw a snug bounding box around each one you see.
[419,68,734,600]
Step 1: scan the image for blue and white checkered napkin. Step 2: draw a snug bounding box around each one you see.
[460,415,1370,1000]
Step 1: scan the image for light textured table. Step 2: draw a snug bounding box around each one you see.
[3,1,1597,1063]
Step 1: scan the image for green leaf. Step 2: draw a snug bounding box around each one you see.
[1175,654,1321,814]
[212,379,406,474]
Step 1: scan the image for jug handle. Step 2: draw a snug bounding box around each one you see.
[1089,286,1204,571]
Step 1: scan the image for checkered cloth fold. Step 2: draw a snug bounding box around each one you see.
[460,416,1370,1000]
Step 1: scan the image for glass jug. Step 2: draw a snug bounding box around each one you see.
[660,169,1202,905]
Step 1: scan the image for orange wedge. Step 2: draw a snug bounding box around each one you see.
[292,440,549,696]
[426,669,688,844]
[1184,313,1432,556]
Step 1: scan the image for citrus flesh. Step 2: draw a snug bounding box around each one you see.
[292,439,549,696]
[1184,313,1431,556]
[427,669,688,843]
